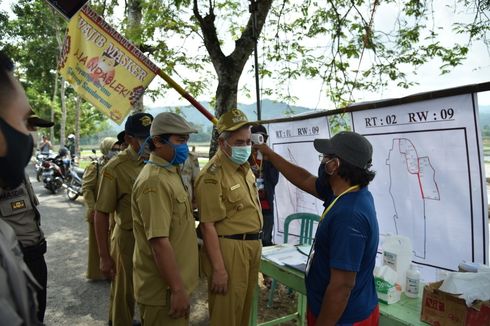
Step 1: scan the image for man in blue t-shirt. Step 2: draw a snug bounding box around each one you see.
[255,131,379,326]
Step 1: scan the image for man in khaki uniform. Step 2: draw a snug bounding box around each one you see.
[179,150,200,209]
[82,137,119,281]
[132,112,199,326]
[94,112,153,326]
[195,109,263,326]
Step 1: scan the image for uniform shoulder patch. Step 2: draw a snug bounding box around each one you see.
[143,188,157,194]
[106,151,130,169]
[206,163,221,175]
[204,179,217,184]
[102,170,115,180]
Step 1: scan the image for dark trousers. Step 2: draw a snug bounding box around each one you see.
[22,240,48,323]
[262,210,274,247]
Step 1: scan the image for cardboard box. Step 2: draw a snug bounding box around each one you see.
[421,281,490,326]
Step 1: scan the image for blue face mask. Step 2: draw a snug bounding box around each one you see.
[169,142,189,165]
[144,137,189,168]
[226,142,252,165]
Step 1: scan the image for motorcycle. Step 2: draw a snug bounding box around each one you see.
[41,157,66,194]
[64,165,85,201]
[35,150,56,182]
[64,149,97,201]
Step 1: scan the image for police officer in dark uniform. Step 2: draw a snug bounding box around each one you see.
[0,50,52,324]
[0,109,54,322]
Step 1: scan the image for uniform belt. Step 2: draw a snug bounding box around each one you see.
[20,239,47,258]
[218,232,262,240]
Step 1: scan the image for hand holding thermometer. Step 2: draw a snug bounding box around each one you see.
[251,133,264,160]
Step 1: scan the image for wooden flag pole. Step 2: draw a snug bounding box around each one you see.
[157,70,218,125]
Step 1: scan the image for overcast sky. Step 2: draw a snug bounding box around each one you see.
[1,0,489,109]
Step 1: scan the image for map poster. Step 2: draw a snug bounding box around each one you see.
[265,91,488,280]
[352,94,488,273]
[265,116,329,244]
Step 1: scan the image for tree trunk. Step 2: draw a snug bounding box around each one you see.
[127,0,144,113]
[209,74,240,156]
[60,76,67,149]
[52,9,65,144]
[51,69,58,141]
[75,95,81,158]
[193,0,273,158]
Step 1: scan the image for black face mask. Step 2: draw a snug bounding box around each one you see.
[0,118,33,189]
[317,162,328,185]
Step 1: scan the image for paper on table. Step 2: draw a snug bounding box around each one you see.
[262,244,308,266]
[439,271,490,306]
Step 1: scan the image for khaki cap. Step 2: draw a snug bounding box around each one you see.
[100,137,118,155]
[217,109,250,133]
[150,112,198,136]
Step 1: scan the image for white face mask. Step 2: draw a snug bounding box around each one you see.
[106,150,118,159]
[225,141,252,165]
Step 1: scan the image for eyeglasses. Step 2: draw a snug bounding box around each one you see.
[318,154,335,162]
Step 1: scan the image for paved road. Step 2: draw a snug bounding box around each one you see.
[31,168,209,325]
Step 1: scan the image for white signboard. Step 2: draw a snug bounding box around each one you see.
[266,93,488,276]
[266,116,329,244]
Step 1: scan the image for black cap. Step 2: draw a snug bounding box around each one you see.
[124,112,153,138]
[251,124,267,135]
[314,131,373,169]
[117,130,125,144]
[28,109,54,128]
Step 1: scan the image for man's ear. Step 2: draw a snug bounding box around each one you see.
[151,136,163,149]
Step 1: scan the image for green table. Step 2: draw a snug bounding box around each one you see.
[250,253,427,326]
[379,293,425,326]
[250,257,307,326]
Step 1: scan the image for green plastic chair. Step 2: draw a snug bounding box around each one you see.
[282,213,319,245]
[267,213,320,308]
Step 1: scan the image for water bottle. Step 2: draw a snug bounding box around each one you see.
[405,263,421,298]
[382,234,413,292]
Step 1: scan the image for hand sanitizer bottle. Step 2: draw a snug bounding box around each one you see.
[405,263,420,298]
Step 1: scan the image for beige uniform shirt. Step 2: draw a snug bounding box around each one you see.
[179,152,200,203]
[132,154,199,306]
[82,162,98,212]
[82,158,112,222]
[195,149,262,235]
[95,147,143,230]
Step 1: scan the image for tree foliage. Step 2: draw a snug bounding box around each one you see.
[258,0,490,107]
[1,0,109,142]
[1,0,488,147]
[138,0,489,110]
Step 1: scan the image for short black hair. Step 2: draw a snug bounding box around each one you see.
[0,51,15,108]
[336,157,375,187]
[148,134,171,151]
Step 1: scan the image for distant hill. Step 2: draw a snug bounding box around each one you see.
[109,99,316,131]
[147,99,315,130]
[107,101,490,133]
[479,105,490,126]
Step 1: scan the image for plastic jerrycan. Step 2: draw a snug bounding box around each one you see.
[382,234,413,292]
